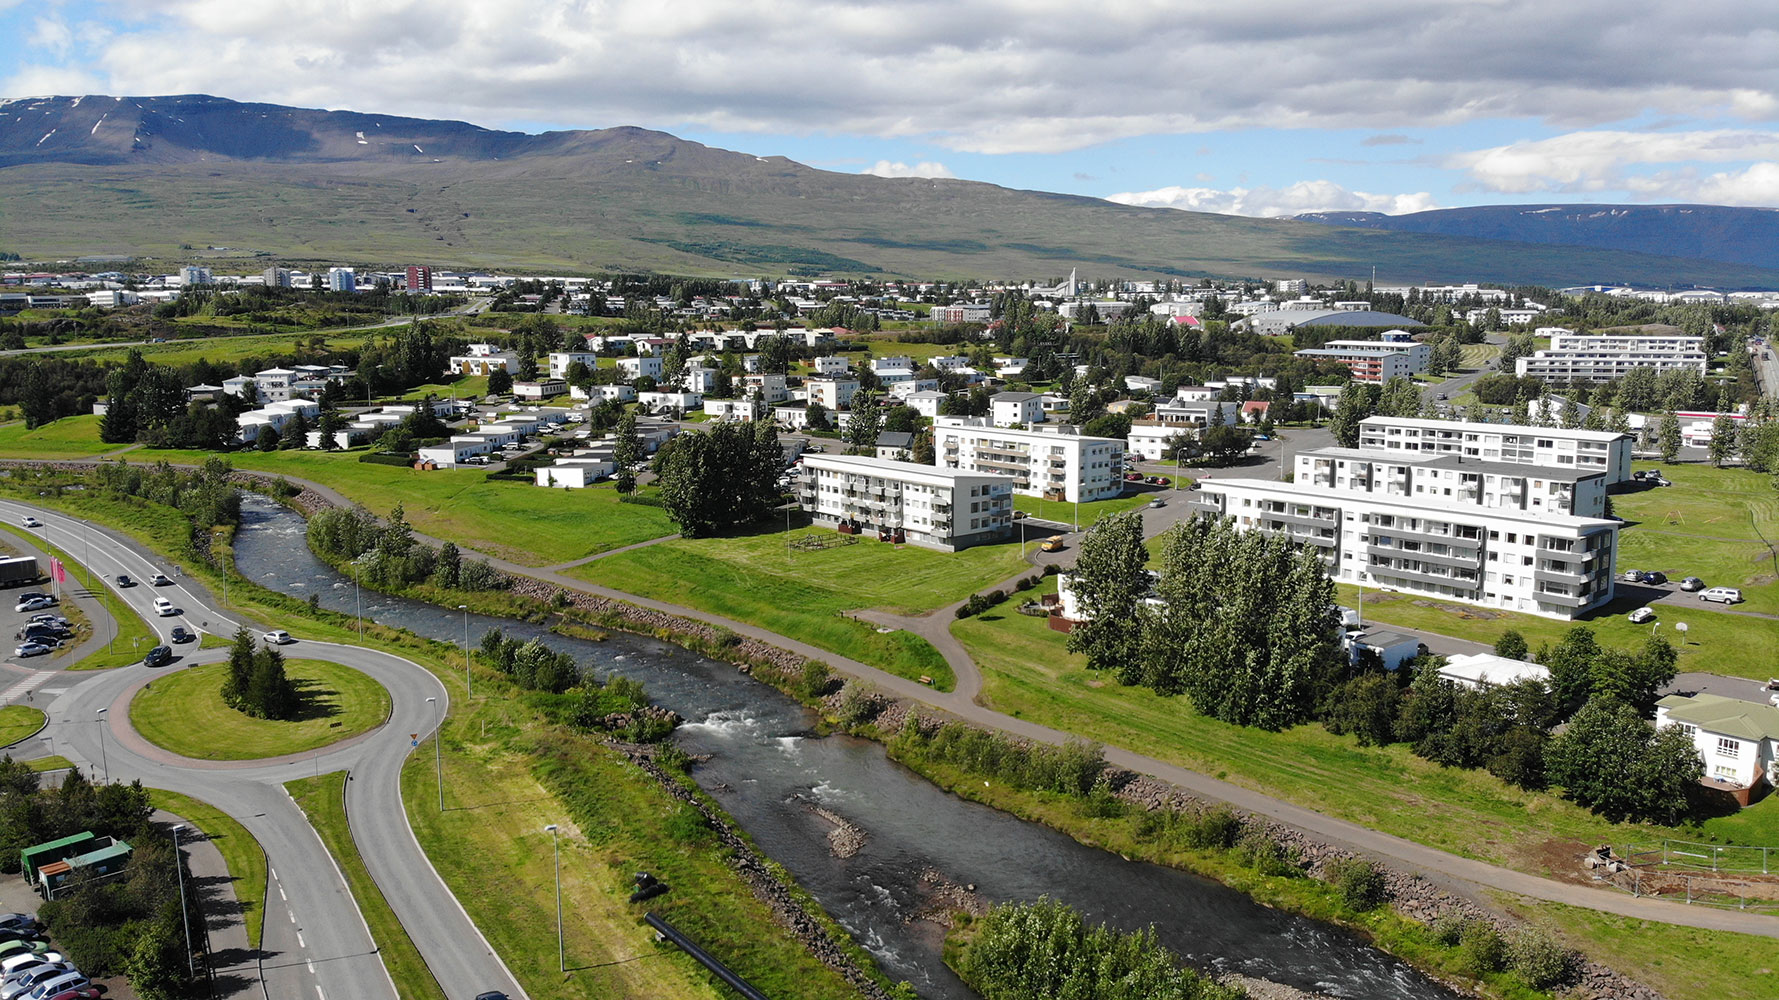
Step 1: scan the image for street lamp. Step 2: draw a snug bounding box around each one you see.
[426,697,442,812]
[545,824,564,973]
[172,824,195,977]
[94,708,109,783]
[459,605,470,698]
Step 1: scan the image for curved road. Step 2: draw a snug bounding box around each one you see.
[0,499,526,1000]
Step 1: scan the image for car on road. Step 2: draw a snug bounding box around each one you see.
[1621,569,1645,583]
[1679,577,1706,591]
[1147,476,1169,486]
[11,598,53,614]
[1148,498,1166,508]
[1701,587,1744,604]
[143,645,173,668]
[18,518,38,529]
[169,625,192,643]
[114,573,133,588]
[152,597,177,617]
[474,993,512,1000]
[1643,571,1668,586]
[262,629,293,645]
[1435,393,1447,400]
[149,573,172,586]
[1628,607,1657,624]
[1039,536,1065,553]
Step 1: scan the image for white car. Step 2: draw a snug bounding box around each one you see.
[262,630,293,645]
[0,954,57,976]
[18,517,39,529]
[1701,587,1744,604]
[152,597,177,617]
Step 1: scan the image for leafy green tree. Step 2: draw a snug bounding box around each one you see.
[1064,511,1151,677]
[612,409,642,494]
[845,397,881,451]
[222,627,256,706]
[1545,696,1701,823]
[1709,413,1737,467]
[805,401,830,431]
[1329,383,1371,448]
[1542,626,1603,719]
[1657,411,1681,462]
[1321,673,1400,747]
[656,422,779,537]
[487,367,514,395]
[1493,629,1529,661]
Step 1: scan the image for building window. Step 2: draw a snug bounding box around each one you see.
[1718,737,1740,759]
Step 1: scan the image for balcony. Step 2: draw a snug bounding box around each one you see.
[1534,589,1590,608]
[1257,507,1339,529]
[1369,562,1481,590]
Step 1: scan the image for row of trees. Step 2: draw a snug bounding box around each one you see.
[308,505,503,592]
[1068,513,1340,730]
[222,627,300,720]
[654,420,786,537]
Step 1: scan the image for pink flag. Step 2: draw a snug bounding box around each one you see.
[51,558,65,584]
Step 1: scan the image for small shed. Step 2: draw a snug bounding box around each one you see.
[21,831,95,886]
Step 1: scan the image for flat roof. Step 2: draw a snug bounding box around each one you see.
[1441,653,1551,687]
[1297,446,1602,482]
[804,452,1012,486]
[1352,628,1417,649]
[1359,415,1631,443]
[1198,477,1618,531]
[992,391,1041,402]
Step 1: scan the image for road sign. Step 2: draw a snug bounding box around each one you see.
[411,733,419,747]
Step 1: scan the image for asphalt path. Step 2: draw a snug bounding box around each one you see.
[0,499,526,1000]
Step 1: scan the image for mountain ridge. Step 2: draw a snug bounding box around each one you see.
[3,94,1777,287]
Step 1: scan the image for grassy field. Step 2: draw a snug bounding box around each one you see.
[1612,462,1778,615]
[0,706,45,748]
[400,375,489,401]
[1010,491,1155,528]
[51,331,376,368]
[583,526,1037,688]
[286,772,447,1000]
[1458,343,1501,370]
[130,658,391,760]
[142,449,674,566]
[1502,896,1778,1000]
[148,787,269,949]
[0,416,119,460]
[0,523,161,670]
[952,577,1682,871]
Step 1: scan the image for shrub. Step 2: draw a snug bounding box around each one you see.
[798,660,833,699]
[1078,775,1126,819]
[1236,828,1300,877]
[1508,927,1574,989]
[1180,805,1243,850]
[836,680,881,726]
[1326,858,1388,911]
[1454,920,1507,977]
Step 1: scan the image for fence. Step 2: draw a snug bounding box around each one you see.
[1599,866,1779,912]
[1597,839,1779,912]
[1626,840,1779,874]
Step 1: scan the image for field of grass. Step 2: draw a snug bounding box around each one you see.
[1699,790,1779,845]
[287,772,447,1000]
[0,706,45,748]
[1010,491,1155,528]
[148,787,270,949]
[400,375,489,401]
[953,576,1684,871]
[1612,463,1778,614]
[0,523,161,670]
[140,448,675,566]
[1503,897,1778,1000]
[583,525,1036,688]
[0,416,119,460]
[130,658,391,760]
[54,331,375,368]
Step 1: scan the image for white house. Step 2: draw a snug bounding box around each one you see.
[743,374,789,403]
[617,356,665,381]
[513,379,568,401]
[704,398,762,422]
[1438,653,1551,690]
[547,351,600,378]
[682,368,720,394]
[1127,420,1192,462]
[570,383,637,403]
[796,453,1013,551]
[807,378,861,411]
[814,355,853,376]
[639,390,702,415]
[450,352,519,376]
[989,391,1044,428]
[902,390,948,418]
[417,436,497,468]
[535,457,617,489]
[1656,693,1779,802]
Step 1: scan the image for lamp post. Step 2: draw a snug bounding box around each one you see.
[459,605,470,698]
[545,824,564,973]
[172,824,195,977]
[426,697,442,812]
[94,708,109,783]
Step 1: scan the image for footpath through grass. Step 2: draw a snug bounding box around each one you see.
[0,416,118,460]
[141,449,675,566]
[0,706,45,748]
[130,659,391,760]
[147,788,269,950]
[286,771,447,1000]
[952,578,1684,872]
[583,525,1036,688]
[0,523,159,670]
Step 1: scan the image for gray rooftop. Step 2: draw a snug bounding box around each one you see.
[992,391,1041,402]
[1297,446,1602,482]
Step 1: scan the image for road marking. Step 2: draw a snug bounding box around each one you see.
[306,959,314,974]
[288,910,296,923]
[0,670,53,705]
[296,930,305,948]
[316,987,326,1000]
[269,867,277,880]
[278,886,287,901]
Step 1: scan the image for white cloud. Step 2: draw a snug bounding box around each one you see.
[1450,130,1779,193]
[1107,180,1438,218]
[1622,162,1779,206]
[861,160,954,179]
[47,0,1779,155]
[28,16,73,57]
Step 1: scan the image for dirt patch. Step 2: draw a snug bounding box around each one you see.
[1410,598,1502,620]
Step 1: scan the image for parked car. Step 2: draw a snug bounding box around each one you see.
[169,625,192,643]
[149,573,172,586]
[152,597,176,617]
[16,627,65,643]
[25,616,68,629]
[0,958,56,985]
[0,955,55,977]
[19,973,87,1000]
[114,574,133,588]
[1621,569,1645,583]
[1679,576,1706,592]
[1701,587,1744,604]
[474,993,512,1000]
[13,593,49,604]
[1147,476,1169,486]
[1628,607,1657,624]
[12,598,53,614]
[0,966,75,1000]
[1012,510,1028,519]
[0,918,37,937]
[1435,393,1448,401]
[1643,571,1668,585]
[262,630,293,645]
[43,988,98,1000]
[18,518,39,529]
[143,645,173,668]
[10,645,49,659]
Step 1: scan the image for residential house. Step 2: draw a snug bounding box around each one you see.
[989,391,1044,428]
[1656,693,1779,805]
[513,379,568,401]
[807,378,861,411]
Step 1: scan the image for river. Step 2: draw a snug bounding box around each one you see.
[231,494,1460,1000]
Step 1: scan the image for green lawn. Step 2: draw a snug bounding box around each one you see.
[55,332,375,368]
[130,658,391,760]
[583,526,1038,688]
[0,416,118,459]
[953,577,1683,871]
[1457,343,1500,369]
[0,523,161,670]
[1504,897,1779,1000]
[1699,790,1779,845]
[140,449,675,566]
[1011,491,1155,528]
[0,706,45,748]
[1612,463,1778,614]
[286,772,447,1000]
[400,375,488,401]
[148,788,270,949]
[25,755,73,772]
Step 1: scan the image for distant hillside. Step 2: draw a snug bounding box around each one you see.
[4,94,1779,288]
[1294,204,1779,272]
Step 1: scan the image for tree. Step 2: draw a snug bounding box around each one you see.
[612,409,642,494]
[845,397,882,452]
[805,401,831,431]
[1493,629,1529,661]
[911,428,935,465]
[656,422,778,537]
[488,367,514,395]
[1322,673,1401,747]
[1545,696,1702,823]
[1198,424,1252,466]
[1657,411,1681,463]
[1542,626,1603,719]
[1709,412,1737,467]
[255,425,281,451]
[1064,511,1151,676]
[222,627,257,706]
[1329,383,1371,448]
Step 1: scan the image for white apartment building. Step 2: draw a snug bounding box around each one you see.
[990,391,1044,428]
[743,374,789,403]
[933,417,1125,503]
[1294,447,1609,518]
[617,356,665,381]
[814,355,853,376]
[548,351,600,378]
[1357,416,1634,484]
[1292,338,1430,382]
[1127,420,1194,462]
[1190,478,1617,620]
[902,390,948,418]
[326,267,357,293]
[806,378,861,411]
[1514,329,1707,383]
[797,454,1012,551]
[931,303,992,324]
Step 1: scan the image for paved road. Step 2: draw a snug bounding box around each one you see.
[0,499,527,1000]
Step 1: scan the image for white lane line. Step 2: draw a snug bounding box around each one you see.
[278,886,287,901]
[0,670,53,705]
[306,959,315,974]
[296,930,305,948]
[288,910,296,923]
[316,986,326,1000]
[270,867,278,880]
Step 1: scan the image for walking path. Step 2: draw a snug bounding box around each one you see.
[543,531,679,572]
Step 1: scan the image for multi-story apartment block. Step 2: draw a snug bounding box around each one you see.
[742,373,789,403]
[1356,416,1634,484]
[930,303,992,324]
[797,454,1012,551]
[814,355,853,376]
[1190,478,1618,619]
[1292,337,1430,382]
[806,378,861,411]
[547,351,599,378]
[406,265,433,291]
[326,267,357,293]
[989,391,1044,427]
[932,417,1124,503]
[1294,447,1609,518]
[616,356,665,381]
[1513,329,1707,382]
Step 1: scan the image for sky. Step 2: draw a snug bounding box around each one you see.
[3,0,1777,218]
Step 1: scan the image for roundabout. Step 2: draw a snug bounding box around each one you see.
[128,655,392,761]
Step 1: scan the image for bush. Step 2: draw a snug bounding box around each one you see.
[1181,805,1243,850]
[358,451,413,466]
[797,660,833,699]
[835,680,881,726]
[1326,858,1388,911]
[1508,927,1574,989]
[1235,828,1300,877]
[1454,920,1507,978]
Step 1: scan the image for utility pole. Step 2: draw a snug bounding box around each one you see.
[546,824,564,972]
[459,605,470,698]
[95,708,110,783]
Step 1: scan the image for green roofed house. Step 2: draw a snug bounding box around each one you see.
[1655,693,1779,806]
[20,831,95,887]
